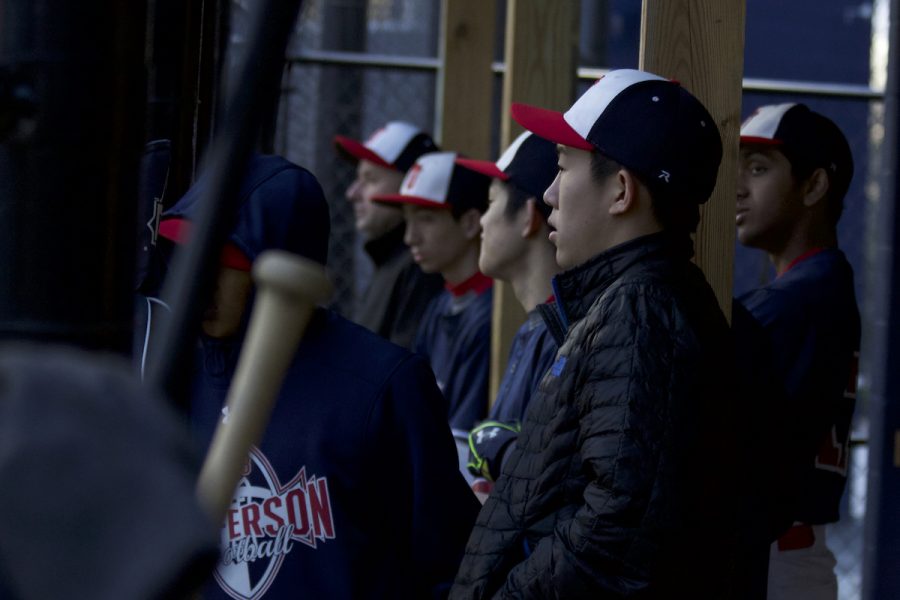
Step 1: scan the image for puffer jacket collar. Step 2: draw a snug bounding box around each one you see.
[552,231,694,327]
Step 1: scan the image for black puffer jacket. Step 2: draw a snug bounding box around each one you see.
[451,232,737,599]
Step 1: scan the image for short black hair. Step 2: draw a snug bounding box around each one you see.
[449,195,487,220]
[590,151,700,234]
[778,143,849,227]
[500,180,551,222]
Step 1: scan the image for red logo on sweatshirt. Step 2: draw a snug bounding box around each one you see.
[214,447,335,600]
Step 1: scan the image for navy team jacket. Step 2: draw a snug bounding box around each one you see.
[414,273,493,432]
[737,248,860,526]
[165,154,479,598]
[489,307,557,424]
[190,309,480,599]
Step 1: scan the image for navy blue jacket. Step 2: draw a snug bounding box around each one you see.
[162,154,479,598]
[737,248,860,525]
[415,276,493,432]
[489,307,557,424]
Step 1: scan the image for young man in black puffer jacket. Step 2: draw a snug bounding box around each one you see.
[450,69,740,599]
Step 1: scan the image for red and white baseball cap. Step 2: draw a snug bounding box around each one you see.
[157,218,252,271]
[455,131,558,204]
[373,151,491,213]
[511,68,723,205]
[740,103,853,199]
[334,121,439,172]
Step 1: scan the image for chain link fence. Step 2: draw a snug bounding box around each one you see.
[271,0,440,315]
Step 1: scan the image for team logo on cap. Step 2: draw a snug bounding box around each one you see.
[214,448,335,599]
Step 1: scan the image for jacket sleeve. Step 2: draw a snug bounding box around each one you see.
[368,353,481,599]
[496,289,688,598]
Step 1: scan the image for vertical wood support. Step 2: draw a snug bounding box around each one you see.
[640,0,746,319]
[437,0,496,158]
[492,1,579,404]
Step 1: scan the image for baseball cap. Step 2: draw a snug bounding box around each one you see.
[158,218,252,271]
[159,154,330,269]
[455,131,558,217]
[373,152,491,213]
[510,68,723,205]
[740,103,853,198]
[334,121,439,172]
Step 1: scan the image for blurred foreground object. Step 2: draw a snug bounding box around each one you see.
[0,344,217,599]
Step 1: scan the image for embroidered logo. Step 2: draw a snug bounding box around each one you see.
[215,447,335,599]
[550,355,567,377]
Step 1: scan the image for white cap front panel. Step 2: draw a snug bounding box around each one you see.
[496,131,531,172]
[365,121,421,164]
[400,152,456,204]
[740,103,796,139]
[564,69,667,140]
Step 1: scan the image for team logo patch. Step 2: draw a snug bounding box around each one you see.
[550,355,567,377]
[215,447,335,600]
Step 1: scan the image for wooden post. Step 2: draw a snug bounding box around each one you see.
[492,1,579,404]
[437,0,496,158]
[639,0,746,319]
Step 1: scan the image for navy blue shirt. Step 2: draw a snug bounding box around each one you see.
[489,307,557,424]
[415,274,493,431]
[737,248,860,525]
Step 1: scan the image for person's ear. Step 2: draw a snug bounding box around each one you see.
[802,167,830,208]
[521,198,544,238]
[608,168,637,216]
[459,208,483,240]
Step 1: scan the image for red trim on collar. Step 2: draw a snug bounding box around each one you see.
[445,272,493,297]
[546,294,556,304]
[780,247,826,276]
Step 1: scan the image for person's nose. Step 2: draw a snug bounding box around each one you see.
[544,172,561,209]
[403,222,418,246]
[346,179,362,203]
[736,167,749,201]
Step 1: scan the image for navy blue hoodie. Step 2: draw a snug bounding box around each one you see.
[163,155,479,599]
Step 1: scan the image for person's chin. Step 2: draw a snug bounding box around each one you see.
[414,257,436,273]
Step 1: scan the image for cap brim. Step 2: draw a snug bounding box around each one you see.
[157,218,252,271]
[158,217,191,244]
[455,157,510,181]
[739,136,783,146]
[373,194,451,209]
[511,103,594,151]
[333,135,394,170]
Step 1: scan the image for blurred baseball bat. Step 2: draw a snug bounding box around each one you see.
[196,249,331,523]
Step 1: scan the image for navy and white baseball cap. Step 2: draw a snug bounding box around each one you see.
[740,103,853,197]
[373,151,491,213]
[455,131,558,217]
[334,121,439,173]
[510,68,723,205]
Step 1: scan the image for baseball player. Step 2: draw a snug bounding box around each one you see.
[736,103,860,600]
[373,152,493,433]
[454,132,561,495]
[449,69,737,598]
[158,153,480,599]
[334,121,444,349]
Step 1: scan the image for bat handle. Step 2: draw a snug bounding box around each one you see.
[196,249,332,523]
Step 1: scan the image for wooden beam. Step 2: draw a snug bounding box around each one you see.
[639,0,746,319]
[437,0,496,159]
[492,0,579,404]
